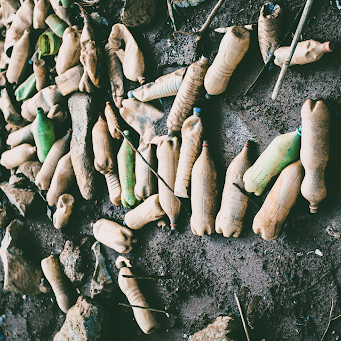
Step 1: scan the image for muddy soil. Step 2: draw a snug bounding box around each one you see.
[0,0,341,340]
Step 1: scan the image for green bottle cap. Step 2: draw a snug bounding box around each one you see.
[123,130,129,137]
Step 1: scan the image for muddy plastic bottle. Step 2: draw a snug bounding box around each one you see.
[53,193,74,229]
[35,130,71,190]
[45,14,68,38]
[32,107,55,162]
[56,26,81,76]
[0,143,36,169]
[128,67,186,102]
[124,194,165,230]
[33,0,50,29]
[109,24,145,84]
[157,137,181,229]
[41,255,75,313]
[38,31,61,56]
[15,73,37,102]
[167,56,208,132]
[6,124,34,148]
[117,130,136,208]
[47,152,75,206]
[204,26,250,96]
[243,127,301,196]
[6,29,30,84]
[33,59,49,91]
[253,160,303,240]
[258,2,283,63]
[215,141,252,238]
[190,141,218,236]
[48,0,72,26]
[300,99,330,213]
[93,219,136,254]
[105,43,124,108]
[0,88,22,124]
[92,115,122,206]
[274,40,334,67]
[104,101,121,140]
[134,142,157,201]
[116,256,159,334]
[55,64,84,96]
[174,107,202,198]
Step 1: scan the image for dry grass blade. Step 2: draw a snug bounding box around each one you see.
[119,303,170,317]
[321,298,334,341]
[234,293,251,341]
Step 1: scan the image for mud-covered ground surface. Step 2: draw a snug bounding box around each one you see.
[0,0,341,340]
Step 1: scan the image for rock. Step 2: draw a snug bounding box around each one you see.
[0,202,10,229]
[18,161,43,182]
[59,240,85,284]
[4,311,30,341]
[68,92,97,200]
[188,315,240,341]
[121,0,158,27]
[9,173,27,188]
[90,241,113,298]
[54,296,105,341]
[0,220,42,295]
[0,182,36,216]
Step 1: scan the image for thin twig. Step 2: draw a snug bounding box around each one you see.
[331,314,341,321]
[321,298,334,341]
[119,303,170,317]
[233,183,260,209]
[167,0,177,31]
[122,274,171,280]
[234,293,251,341]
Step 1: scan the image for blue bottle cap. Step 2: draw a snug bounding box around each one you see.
[193,107,201,115]
[127,91,134,99]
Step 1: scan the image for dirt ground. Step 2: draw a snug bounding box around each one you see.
[0,0,341,340]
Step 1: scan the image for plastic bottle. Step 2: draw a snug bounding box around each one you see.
[167,56,208,132]
[157,137,181,229]
[32,107,55,162]
[56,26,81,76]
[174,107,202,198]
[274,40,334,67]
[104,101,122,140]
[33,59,49,91]
[6,124,34,148]
[300,99,330,213]
[117,130,136,208]
[35,130,71,190]
[33,0,50,29]
[0,88,22,124]
[215,141,252,238]
[253,160,304,240]
[45,14,68,38]
[41,255,76,313]
[15,73,37,102]
[243,127,301,196]
[48,0,72,26]
[108,23,145,84]
[134,142,157,201]
[258,2,283,63]
[93,219,136,254]
[0,143,36,169]
[53,193,74,229]
[190,141,218,236]
[46,152,75,206]
[128,67,186,102]
[6,29,30,84]
[115,256,159,334]
[55,65,84,96]
[204,26,250,96]
[38,31,61,56]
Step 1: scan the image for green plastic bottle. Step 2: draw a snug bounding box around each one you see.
[117,130,136,208]
[243,126,301,196]
[38,32,61,56]
[32,107,55,163]
[15,73,37,102]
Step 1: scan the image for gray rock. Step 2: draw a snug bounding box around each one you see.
[68,92,97,200]
[90,241,113,298]
[188,315,240,341]
[9,174,27,188]
[59,240,85,284]
[121,0,158,27]
[0,182,35,216]
[54,296,105,341]
[4,312,30,341]
[0,219,42,295]
[18,161,42,182]
[0,202,10,229]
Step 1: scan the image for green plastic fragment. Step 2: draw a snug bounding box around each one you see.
[15,73,37,102]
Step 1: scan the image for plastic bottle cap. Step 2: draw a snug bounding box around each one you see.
[193,107,201,115]
[37,107,44,115]
[202,140,209,147]
[127,91,134,99]
[205,93,211,100]
[123,130,129,136]
[323,41,335,53]
[296,126,302,136]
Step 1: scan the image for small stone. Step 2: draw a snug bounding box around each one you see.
[188,315,240,341]
[18,161,42,182]
[121,0,158,27]
[54,296,105,341]
[59,241,85,284]
[68,92,97,200]
[0,182,35,216]
[0,220,42,295]
[90,241,113,298]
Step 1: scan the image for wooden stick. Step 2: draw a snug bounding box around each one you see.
[119,303,170,317]
[234,293,251,341]
[122,274,171,280]
[272,0,314,100]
